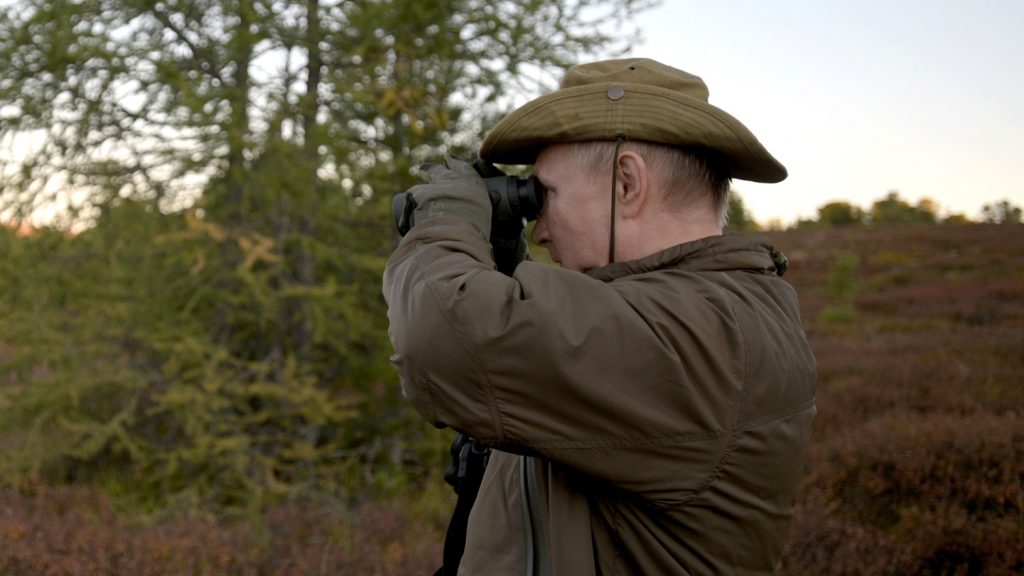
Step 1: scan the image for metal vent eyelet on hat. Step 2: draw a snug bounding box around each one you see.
[607,86,625,100]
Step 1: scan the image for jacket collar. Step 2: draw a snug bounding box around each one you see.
[583,233,780,282]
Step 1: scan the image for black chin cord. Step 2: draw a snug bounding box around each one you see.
[608,135,625,265]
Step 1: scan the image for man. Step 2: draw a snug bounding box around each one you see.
[383,58,816,575]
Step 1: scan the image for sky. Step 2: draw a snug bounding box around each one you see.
[623,0,1024,225]
[3,0,1021,228]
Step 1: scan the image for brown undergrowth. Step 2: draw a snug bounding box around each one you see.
[771,223,1024,575]
[2,223,1021,575]
[0,483,446,575]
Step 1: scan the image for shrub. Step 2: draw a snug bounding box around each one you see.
[817,252,860,325]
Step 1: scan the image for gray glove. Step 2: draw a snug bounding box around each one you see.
[409,155,492,239]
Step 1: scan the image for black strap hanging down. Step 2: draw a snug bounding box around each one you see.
[434,432,491,576]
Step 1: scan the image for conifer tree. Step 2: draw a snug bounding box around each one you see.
[0,0,652,508]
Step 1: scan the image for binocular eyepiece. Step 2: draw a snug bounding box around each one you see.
[392,159,544,237]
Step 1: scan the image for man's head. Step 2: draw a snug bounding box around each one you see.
[567,140,732,226]
[530,141,729,271]
[480,57,785,270]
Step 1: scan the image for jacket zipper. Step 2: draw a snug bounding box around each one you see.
[520,456,550,576]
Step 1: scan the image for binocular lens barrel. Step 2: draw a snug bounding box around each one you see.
[486,175,544,223]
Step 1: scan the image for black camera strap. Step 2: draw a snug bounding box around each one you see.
[434,432,491,576]
[608,135,626,265]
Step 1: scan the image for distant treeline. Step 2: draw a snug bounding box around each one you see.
[727,191,1022,232]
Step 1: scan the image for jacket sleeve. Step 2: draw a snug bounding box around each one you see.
[383,218,746,500]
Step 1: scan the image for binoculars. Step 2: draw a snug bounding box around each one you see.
[392,159,545,237]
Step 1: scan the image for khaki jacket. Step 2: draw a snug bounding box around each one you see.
[383,217,817,575]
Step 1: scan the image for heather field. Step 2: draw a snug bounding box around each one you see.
[773,223,1023,575]
[2,223,1022,575]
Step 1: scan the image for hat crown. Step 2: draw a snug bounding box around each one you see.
[560,58,710,103]
[479,57,787,183]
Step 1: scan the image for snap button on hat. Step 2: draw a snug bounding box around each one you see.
[607,86,625,100]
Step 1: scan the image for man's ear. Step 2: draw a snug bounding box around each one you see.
[615,150,648,218]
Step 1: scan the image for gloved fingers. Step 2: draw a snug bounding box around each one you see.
[417,157,482,185]
[417,162,445,183]
[443,154,477,177]
[405,182,433,200]
[405,155,492,240]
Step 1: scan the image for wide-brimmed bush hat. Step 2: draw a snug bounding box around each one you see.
[479,58,787,183]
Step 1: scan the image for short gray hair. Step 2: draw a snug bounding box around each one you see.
[569,141,732,227]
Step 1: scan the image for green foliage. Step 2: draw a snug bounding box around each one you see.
[794,192,964,229]
[0,0,652,513]
[941,212,971,224]
[817,251,860,325]
[868,190,938,225]
[791,217,819,230]
[0,201,445,509]
[816,201,864,226]
[980,198,1022,223]
[0,0,650,222]
[724,189,759,232]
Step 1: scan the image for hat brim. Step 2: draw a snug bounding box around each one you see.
[479,82,787,183]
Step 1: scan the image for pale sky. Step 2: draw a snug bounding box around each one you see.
[4,1,1022,228]
[626,0,1024,225]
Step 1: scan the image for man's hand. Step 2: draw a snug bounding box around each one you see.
[409,155,492,240]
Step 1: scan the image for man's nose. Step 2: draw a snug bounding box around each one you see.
[531,212,549,245]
